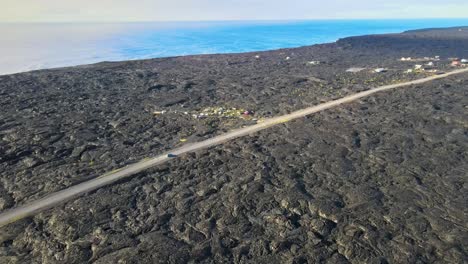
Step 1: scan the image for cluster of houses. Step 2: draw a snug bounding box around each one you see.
[399,56,467,68]
[398,56,467,73]
[400,56,440,62]
[348,56,468,75]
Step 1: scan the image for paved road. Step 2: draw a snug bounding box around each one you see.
[1,68,467,228]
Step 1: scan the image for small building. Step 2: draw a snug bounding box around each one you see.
[346,67,366,73]
[451,60,462,67]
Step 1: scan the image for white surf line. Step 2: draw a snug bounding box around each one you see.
[1,68,467,228]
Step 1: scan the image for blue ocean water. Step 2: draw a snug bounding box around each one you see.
[1,19,467,75]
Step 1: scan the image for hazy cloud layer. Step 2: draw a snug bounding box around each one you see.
[2,0,468,22]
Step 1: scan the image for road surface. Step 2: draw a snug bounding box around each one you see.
[0,68,467,227]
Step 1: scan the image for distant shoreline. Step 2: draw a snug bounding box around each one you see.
[1,20,468,76]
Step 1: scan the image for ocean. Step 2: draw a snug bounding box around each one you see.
[1,19,468,75]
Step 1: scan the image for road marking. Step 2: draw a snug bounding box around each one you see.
[0,68,467,228]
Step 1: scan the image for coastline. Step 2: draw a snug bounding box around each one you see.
[2,20,468,76]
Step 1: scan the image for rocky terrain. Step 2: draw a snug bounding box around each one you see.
[0,27,467,263]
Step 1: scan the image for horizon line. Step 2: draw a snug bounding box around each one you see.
[1,17,468,24]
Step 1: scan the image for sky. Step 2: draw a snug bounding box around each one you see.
[1,0,468,22]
